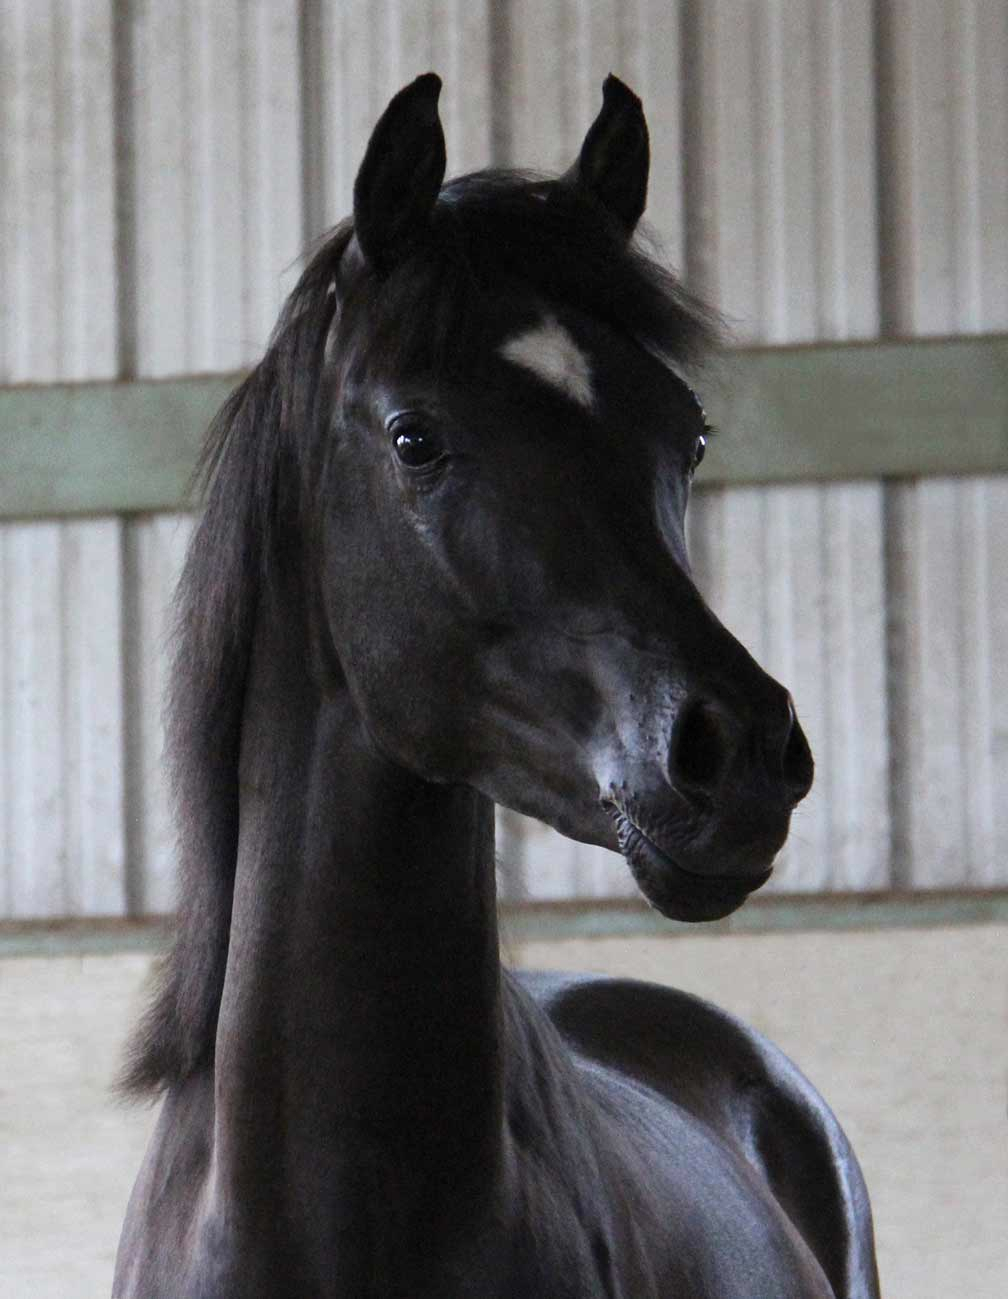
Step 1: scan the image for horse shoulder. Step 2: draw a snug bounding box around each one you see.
[514,968,881,1299]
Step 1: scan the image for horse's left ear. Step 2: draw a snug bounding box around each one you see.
[353,73,447,276]
[567,74,649,237]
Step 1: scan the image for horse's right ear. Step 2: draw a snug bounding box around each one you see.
[567,74,649,237]
[353,73,447,277]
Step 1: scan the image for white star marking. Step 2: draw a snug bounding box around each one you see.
[499,316,595,410]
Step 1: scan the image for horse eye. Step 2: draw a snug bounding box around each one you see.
[389,418,445,469]
[691,433,707,473]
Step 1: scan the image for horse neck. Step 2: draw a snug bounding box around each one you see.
[210,563,504,1245]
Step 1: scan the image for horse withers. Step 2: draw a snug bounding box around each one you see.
[114,74,879,1299]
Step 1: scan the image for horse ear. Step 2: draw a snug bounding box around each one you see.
[353,73,447,276]
[568,74,649,237]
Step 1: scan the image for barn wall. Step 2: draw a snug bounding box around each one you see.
[1,2,124,917]
[877,0,1008,887]
[680,0,889,895]
[1,0,1006,915]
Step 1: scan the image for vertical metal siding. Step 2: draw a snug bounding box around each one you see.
[684,0,878,342]
[502,0,686,264]
[0,0,118,381]
[881,0,1008,887]
[3,524,64,915]
[122,0,304,913]
[0,2,125,917]
[498,809,637,904]
[879,0,1008,335]
[306,0,492,238]
[504,0,890,897]
[0,520,126,917]
[122,513,194,915]
[58,520,127,914]
[128,0,304,375]
[699,482,891,892]
[2,2,1005,915]
[683,0,889,893]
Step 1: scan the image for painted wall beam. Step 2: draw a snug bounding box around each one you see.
[1,889,1007,957]
[707,334,1008,483]
[2,336,1007,520]
[0,373,239,519]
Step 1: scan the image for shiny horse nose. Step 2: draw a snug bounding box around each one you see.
[668,691,813,807]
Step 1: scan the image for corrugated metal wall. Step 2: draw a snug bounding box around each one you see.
[878,0,1008,888]
[1,0,1005,917]
[680,0,888,897]
[1,1,124,917]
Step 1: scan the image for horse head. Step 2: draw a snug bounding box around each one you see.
[295,74,813,922]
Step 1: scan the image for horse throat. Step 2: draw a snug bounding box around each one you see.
[209,571,504,1273]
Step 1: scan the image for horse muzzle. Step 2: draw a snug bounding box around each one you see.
[599,681,813,921]
[608,799,778,921]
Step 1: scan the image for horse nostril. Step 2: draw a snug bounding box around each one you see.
[670,697,735,796]
[781,703,814,805]
[670,691,813,807]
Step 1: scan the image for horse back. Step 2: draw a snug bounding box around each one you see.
[517,968,881,1299]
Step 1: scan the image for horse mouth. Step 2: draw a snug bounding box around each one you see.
[610,806,773,922]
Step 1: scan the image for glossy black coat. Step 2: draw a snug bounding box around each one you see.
[114,75,879,1299]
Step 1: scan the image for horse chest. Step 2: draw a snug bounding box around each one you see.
[118,1103,829,1299]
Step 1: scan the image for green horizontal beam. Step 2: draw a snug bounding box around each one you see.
[502,888,1008,943]
[0,372,242,520]
[2,335,1007,519]
[1,890,1006,957]
[703,334,1008,485]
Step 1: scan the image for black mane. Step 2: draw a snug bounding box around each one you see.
[120,170,719,1098]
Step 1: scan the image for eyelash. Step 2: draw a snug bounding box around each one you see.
[689,426,711,476]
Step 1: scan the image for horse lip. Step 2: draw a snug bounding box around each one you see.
[607,803,774,893]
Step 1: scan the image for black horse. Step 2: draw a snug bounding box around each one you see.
[114,75,879,1298]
